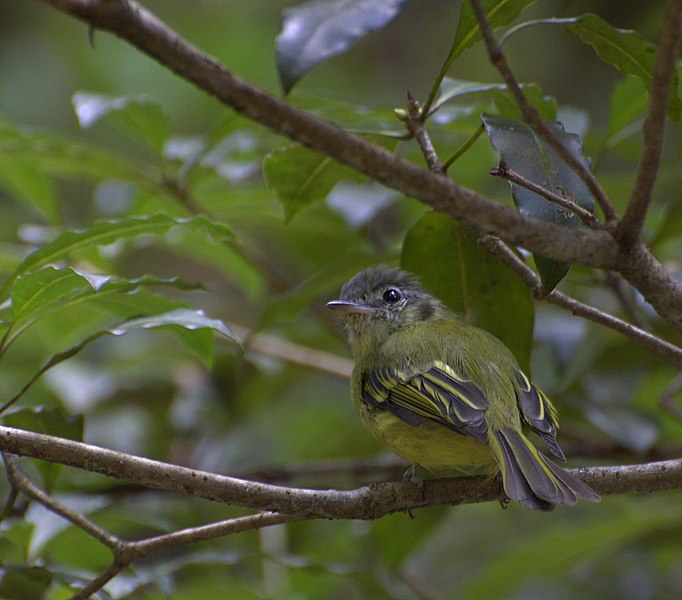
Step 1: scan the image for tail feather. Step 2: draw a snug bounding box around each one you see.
[493,428,600,511]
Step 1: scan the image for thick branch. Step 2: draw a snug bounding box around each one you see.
[617,0,682,245]
[35,0,682,333]
[2,427,682,517]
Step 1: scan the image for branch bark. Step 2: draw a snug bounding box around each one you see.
[37,0,682,334]
[2,427,682,518]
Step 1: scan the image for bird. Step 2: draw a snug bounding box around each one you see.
[326,265,600,511]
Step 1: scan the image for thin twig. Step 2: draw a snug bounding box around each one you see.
[490,161,600,228]
[402,93,444,172]
[602,271,648,329]
[478,236,682,368]
[125,512,303,561]
[617,0,682,246]
[468,0,618,223]
[3,453,124,550]
[70,564,123,600]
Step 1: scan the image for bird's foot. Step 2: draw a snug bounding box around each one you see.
[402,463,423,490]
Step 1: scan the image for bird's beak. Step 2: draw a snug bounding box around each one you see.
[326,300,377,315]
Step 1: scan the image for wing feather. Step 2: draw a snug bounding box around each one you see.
[514,370,566,461]
[361,362,489,442]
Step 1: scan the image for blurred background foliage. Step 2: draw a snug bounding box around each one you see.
[1,0,682,598]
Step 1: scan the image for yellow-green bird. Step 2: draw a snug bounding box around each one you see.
[327,266,599,511]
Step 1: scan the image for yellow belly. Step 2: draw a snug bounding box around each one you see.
[360,405,498,478]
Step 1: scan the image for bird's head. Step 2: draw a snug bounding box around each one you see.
[327,266,450,354]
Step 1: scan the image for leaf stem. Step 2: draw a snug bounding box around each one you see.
[442,124,485,171]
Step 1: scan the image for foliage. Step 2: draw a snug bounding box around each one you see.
[1,0,681,598]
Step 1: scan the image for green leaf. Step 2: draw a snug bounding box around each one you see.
[481,113,595,292]
[562,13,682,122]
[433,78,556,121]
[72,91,173,153]
[0,154,59,222]
[460,507,680,599]
[1,214,234,296]
[0,566,52,600]
[607,75,649,138]
[0,116,154,184]
[2,406,83,441]
[263,144,363,221]
[3,267,201,353]
[452,0,537,60]
[401,212,534,372]
[110,308,242,364]
[275,0,409,93]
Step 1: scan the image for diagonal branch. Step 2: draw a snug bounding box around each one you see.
[478,236,682,368]
[33,0,682,335]
[616,0,682,246]
[467,0,618,223]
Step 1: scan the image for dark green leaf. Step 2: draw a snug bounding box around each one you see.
[481,113,594,292]
[607,75,648,138]
[0,154,59,222]
[401,212,534,372]
[275,0,409,93]
[2,406,83,441]
[460,507,679,598]
[562,14,682,122]
[0,566,52,600]
[3,267,201,354]
[1,214,234,296]
[263,144,363,221]
[452,0,537,60]
[72,91,173,153]
[0,116,153,184]
[433,78,556,121]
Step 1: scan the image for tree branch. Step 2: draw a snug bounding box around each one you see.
[3,452,304,599]
[491,162,599,228]
[2,427,682,518]
[478,236,682,368]
[34,0,682,334]
[616,0,682,245]
[467,0,619,223]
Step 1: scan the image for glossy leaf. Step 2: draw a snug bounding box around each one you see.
[481,113,594,292]
[72,91,173,153]
[452,0,536,60]
[1,214,234,296]
[0,116,152,184]
[264,143,363,221]
[562,14,682,122]
[3,267,202,355]
[401,212,534,372]
[275,0,409,93]
[433,78,556,121]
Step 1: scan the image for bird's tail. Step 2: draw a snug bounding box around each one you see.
[490,428,600,511]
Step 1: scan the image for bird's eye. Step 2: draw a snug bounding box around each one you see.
[382,288,402,303]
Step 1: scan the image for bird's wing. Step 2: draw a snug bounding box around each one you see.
[513,370,566,461]
[362,360,489,442]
